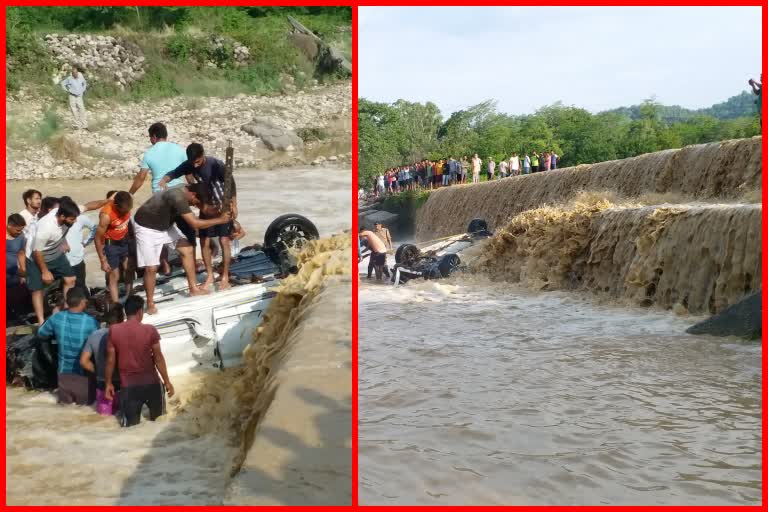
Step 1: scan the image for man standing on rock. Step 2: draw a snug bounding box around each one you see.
[59,65,88,130]
[133,182,231,314]
[159,143,238,291]
[510,153,520,177]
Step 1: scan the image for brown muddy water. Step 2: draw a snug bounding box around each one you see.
[6,167,352,286]
[358,275,761,505]
[6,167,352,505]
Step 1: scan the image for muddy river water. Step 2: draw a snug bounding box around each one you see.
[358,273,761,505]
[6,167,351,505]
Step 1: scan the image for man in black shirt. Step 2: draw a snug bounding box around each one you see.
[158,143,238,290]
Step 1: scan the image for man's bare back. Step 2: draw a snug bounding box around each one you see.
[360,230,386,253]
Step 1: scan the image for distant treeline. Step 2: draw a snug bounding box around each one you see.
[605,91,758,122]
[358,96,761,188]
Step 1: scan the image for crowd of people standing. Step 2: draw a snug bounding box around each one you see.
[368,150,561,199]
[6,121,243,424]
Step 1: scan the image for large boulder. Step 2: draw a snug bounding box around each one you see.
[241,118,304,152]
[358,210,398,231]
[686,291,762,339]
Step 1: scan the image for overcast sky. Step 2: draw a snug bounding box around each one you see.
[359,6,762,117]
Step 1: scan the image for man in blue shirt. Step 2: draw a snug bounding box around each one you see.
[129,122,188,274]
[59,65,88,130]
[65,212,97,295]
[37,287,99,405]
[129,122,187,195]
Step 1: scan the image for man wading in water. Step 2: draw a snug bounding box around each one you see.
[374,221,393,252]
[37,287,99,405]
[133,182,231,315]
[26,196,110,325]
[105,295,174,427]
[359,227,390,280]
[19,189,42,238]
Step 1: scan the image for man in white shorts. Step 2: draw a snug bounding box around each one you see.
[132,183,231,314]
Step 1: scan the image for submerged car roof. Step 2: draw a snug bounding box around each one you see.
[145,282,279,327]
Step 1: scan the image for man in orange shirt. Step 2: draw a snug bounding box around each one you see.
[95,191,133,304]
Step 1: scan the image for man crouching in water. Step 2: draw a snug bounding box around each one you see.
[105,295,173,427]
[133,182,232,314]
[359,227,390,281]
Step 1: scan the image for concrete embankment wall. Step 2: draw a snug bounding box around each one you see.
[416,137,761,241]
[471,201,761,314]
[176,235,352,505]
[224,277,352,505]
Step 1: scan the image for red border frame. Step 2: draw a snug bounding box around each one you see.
[1,3,357,509]
[1,1,765,509]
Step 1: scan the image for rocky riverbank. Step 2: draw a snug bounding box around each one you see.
[6,81,351,180]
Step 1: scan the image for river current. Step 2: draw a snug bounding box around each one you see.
[358,273,761,505]
[6,167,351,505]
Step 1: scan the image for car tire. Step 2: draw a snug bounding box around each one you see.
[437,253,461,278]
[263,214,319,250]
[394,243,420,264]
[467,218,488,234]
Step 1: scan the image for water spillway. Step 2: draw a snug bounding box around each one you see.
[416,138,762,314]
[416,137,761,241]
[471,200,761,314]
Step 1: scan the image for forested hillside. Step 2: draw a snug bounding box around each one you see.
[6,6,351,101]
[605,91,757,122]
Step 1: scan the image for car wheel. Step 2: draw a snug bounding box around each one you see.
[394,243,420,265]
[438,253,461,277]
[467,218,488,234]
[264,214,319,251]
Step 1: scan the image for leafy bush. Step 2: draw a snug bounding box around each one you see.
[165,34,236,69]
[296,127,329,142]
[35,109,63,142]
[382,189,432,212]
[6,7,351,101]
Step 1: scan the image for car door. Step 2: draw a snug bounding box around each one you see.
[214,291,277,369]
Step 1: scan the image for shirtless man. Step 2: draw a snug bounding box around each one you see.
[133,183,231,314]
[359,227,389,280]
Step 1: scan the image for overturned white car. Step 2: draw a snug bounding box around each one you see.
[7,214,319,389]
[360,219,492,286]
